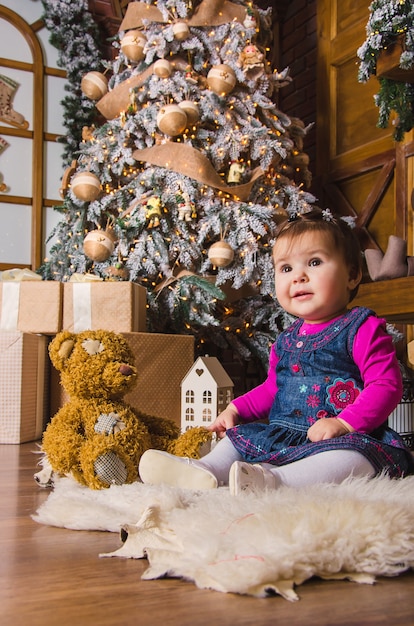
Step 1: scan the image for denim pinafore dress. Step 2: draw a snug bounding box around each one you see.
[226,307,414,478]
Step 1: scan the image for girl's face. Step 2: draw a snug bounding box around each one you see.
[273,229,361,324]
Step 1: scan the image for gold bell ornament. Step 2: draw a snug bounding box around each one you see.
[207,64,236,96]
[83,228,117,263]
[120,30,147,63]
[208,240,235,268]
[178,100,199,125]
[153,59,173,78]
[71,171,101,202]
[172,21,190,41]
[157,104,188,136]
[81,71,108,100]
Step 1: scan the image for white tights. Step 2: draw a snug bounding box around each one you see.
[197,435,375,488]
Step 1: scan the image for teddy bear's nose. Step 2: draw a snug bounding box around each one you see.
[119,364,133,376]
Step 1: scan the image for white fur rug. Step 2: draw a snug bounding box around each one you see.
[33,475,414,601]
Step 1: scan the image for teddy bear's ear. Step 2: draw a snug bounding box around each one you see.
[59,339,75,360]
[49,330,76,371]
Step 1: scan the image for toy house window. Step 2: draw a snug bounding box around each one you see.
[185,389,195,404]
[185,407,194,422]
[203,390,212,404]
[202,408,212,422]
[226,389,232,403]
[218,390,224,404]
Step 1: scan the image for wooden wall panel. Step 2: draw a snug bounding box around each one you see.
[335,2,369,35]
[316,0,408,249]
[338,171,395,249]
[334,59,389,156]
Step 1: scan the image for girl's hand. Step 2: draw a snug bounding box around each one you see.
[207,403,240,438]
[307,417,353,442]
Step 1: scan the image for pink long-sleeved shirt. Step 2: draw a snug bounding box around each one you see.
[233,314,403,434]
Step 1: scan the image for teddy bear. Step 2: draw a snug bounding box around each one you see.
[36,329,181,489]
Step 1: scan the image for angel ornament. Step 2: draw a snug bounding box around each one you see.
[238,45,265,79]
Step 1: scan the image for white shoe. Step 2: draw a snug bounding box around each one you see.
[139,449,218,490]
[229,461,276,496]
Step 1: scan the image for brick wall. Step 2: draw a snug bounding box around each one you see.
[278,0,318,189]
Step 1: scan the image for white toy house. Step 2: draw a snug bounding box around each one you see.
[181,356,234,432]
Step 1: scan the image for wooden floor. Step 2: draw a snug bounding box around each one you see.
[1,443,414,626]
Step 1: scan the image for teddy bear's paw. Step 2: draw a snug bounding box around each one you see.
[33,453,54,488]
[94,412,126,435]
[34,466,54,488]
[94,451,128,486]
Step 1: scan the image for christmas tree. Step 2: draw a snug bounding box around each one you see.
[41,0,315,367]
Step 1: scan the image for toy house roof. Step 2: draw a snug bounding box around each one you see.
[181,356,234,388]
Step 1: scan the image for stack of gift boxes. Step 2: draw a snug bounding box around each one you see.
[0,271,194,444]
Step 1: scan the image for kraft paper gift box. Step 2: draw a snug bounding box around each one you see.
[50,332,194,429]
[0,281,62,335]
[0,332,50,443]
[62,282,147,333]
[122,333,194,427]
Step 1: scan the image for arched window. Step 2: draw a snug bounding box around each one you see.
[202,408,212,423]
[185,389,195,404]
[185,407,194,422]
[203,390,212,404]
[0,4,66,271]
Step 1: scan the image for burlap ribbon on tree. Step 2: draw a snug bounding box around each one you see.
[120,0,248,31]
[96,58,189,120]
[133,143,264,201]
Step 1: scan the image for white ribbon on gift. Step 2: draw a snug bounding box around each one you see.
[72,283,93,332]
[68,274,102,332]
[0,282,20,330]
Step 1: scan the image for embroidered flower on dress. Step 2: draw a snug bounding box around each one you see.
[306,394,320,408]
[327,378,360,410]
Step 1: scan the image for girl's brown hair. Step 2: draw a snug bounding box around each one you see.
[275,208,362,301]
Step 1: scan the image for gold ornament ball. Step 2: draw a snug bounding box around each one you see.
[81,72,108,100]
[71,171,101,202]
[104,264,130,280]
[208,241,235,267]
[83,229,116,262]
[173,21,190,41]
[178,100,199,125]
[157,104,188,136]
[207,64,237,96]
[153,59,172,78]
[121,30,147,62]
